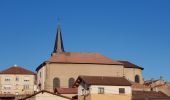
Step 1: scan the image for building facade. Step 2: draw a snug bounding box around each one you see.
[73,76,132,100]
[144,78,170,96]
[0,66,36,95]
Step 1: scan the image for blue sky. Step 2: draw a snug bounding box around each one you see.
[0,0,170,81]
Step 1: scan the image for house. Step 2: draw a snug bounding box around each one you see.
[131,81,150,91]
[144,78,166,87]
[0,65,36,99]
[36,22,144,92]
[19,90,72,100]
[144,78,170,96]
[73,75,132,100]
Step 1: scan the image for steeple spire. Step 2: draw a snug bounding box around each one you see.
[53,19,65,53]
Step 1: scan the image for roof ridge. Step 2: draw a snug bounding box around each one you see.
[0,66,35,75]
[36,52,123,71]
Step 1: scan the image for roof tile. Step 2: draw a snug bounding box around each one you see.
[74,76,132,87]
[49,52,122,65]
[132,91,170,100]
[118,60,144,70]
[54,88,78,94]
[0,66,35,75]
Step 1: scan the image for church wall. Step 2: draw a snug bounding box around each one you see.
[44,63,124,91]
[124,68,143,84]
[37,66,46,90]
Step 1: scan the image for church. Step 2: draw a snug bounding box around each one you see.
[36,22,144,92]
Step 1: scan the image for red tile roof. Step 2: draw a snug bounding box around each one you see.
[118,60,144,70]
[132,91,170,100]
[54,88,78,94]
[73,76,132,87]
[49,52,122,64]
[36,52,122,71]
[20,90,72,100]
[144,79,160,86]
[0,94,15,97]
[0,66,35,75]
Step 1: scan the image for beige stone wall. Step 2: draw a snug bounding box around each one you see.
[124,68,144,84]
[44,63,124,91]
[0,74,35,95]
[37,66,46,90]
[34,92,70,100]
[25,92,70,100]
[90,85,132,94]
[60,94,76,98]
[78,95,91,100]
[78,94,132,100]
[37,63,144,91]
[25,97,35,100]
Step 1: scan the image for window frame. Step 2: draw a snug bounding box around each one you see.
[135,75,140,83]
[53,77,60,89]
[16,77,19,81]
[119,88,125,94]
[3,85,12,90]
[40,72,41,78]
[68,78,75,88]
[98,87,104,94]
[4,77,11,82]
[23,76,30,82]
[23,84,29,90]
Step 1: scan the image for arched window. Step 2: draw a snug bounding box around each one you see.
[135,75,140,83]
[53,77,60,89]
[68,78,75,88]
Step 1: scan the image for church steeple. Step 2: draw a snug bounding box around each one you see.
[53,20,65,53]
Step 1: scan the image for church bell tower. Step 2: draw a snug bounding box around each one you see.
[52,20,65,54]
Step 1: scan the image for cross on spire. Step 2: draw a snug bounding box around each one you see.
[53,19,65,53]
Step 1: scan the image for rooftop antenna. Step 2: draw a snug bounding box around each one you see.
[160,76,163,80]
[57,17,60,25]
[14,64,18,67]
